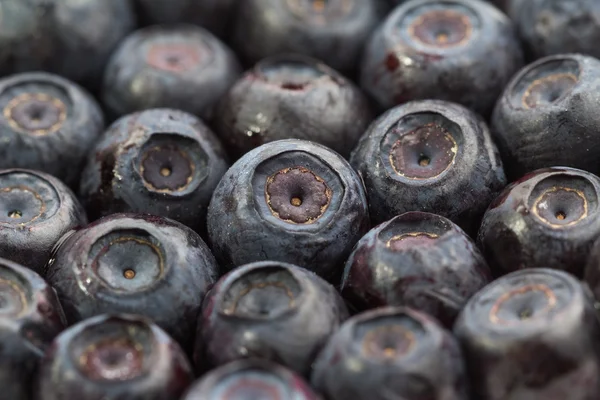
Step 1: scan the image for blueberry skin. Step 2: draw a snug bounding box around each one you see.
[454,268,600,400]
[350,100,506,235]
[231,0,385,75]
[312,306,469,400]
[491,54,600,180]
[45,213,219,352]
[207,139,370,280]
[0,169,86,275]
[511,0,600,61]
[196,261,349,376]
[361,0,523,117]
[182,359,320,400]
[102,24,241,121]
[0,72,104,187]
[0,0,135,90]
[80,109,229,233]
[342,212,491,327]
[133,0,237,39]
[0,258,67,400]
[34,314,194,400]
[480,167,600,278]
[214,54,374,159]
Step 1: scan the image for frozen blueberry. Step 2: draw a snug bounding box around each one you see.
[0,0,135,90]
[454,268,600,400]
[350,100,506,235]
[491,54,600,179]
[34,314,194,400]
[102,24,241,121]
[182,359,320,400]
[0,72,104,187]
[80,109,229,233]
[479,167,600,278]
[0,258,66,400]
[45,213,219,352]
[207,139,370,280]
[312,306,469,400]
[133,0,237,39]
[0,169,86,275]
[214,54,374,159]
[361,0,523,116]
[196,261,349,376]
[231,0,385,75]
[342,212,491,326]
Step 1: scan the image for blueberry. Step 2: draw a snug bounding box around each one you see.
[361,0,523,116]
[34,314,194,400]
[45,213,219,352]
[207,139,370,280]
[231,0,385,75]
[511,0,600,61]
[0,72,104,187]
[0,258,66,400]
[80,109,229,233]
[311,306,469,400]
[102,24,241,121]
[454,268,600,400]
[182,359,320,400]
[342,212,491,327]
[214,54,374,159]
[0,169,86,275]
[350,100,506,235]
[195,261,348,376]
[0,0,135,90]
[479,167,600,278]
[491,54,600,180]
[132,0,237,39]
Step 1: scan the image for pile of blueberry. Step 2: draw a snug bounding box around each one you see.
[2,0,600,399]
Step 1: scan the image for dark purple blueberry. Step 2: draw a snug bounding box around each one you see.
[231,0,385,75]
[478,167,600,278]
[182,359,319,400]
[102,24,241,121]
[207,139,370,280]
[0,258,66,400]
[491,54,600,180]
[0,0,135,90]
[34,314,193,400]
[0,72,104,187]
[342,212,491,327]
[80,109,229,233]
[511,0,600,61]
[311,307,469,400]
[350,100,506,235]
[361,0,523,116]
[454,268,600,400]
[0,169,86,275]
[133,0,237,39]
[196,261,349,375]
[45,213,219,352]
[214,54,374,159]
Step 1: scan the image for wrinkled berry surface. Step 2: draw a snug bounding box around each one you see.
[214,54,373,159]
[342,212,491,326]
[208,139,370,280]
[454,268,600,400]
[45,213,219,352]
[196,261,349,376]
[0,169,86,275]
[350,100,506,235]
[80,108,228,233]
[479,167,600,278]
